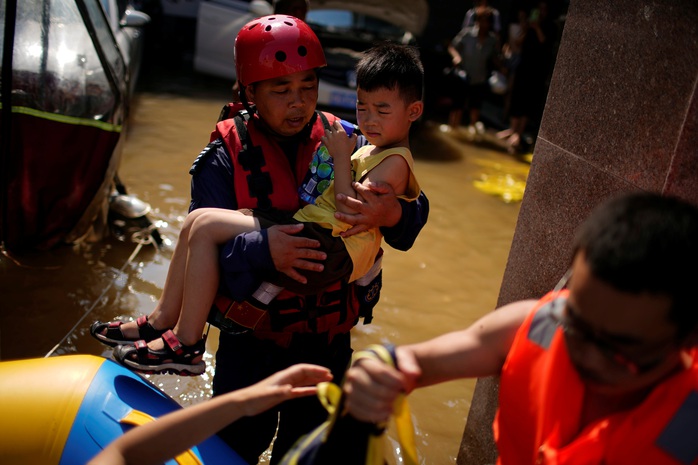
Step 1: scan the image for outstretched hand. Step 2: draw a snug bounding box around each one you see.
[267,224,326,283]
[87,364,332,465]
[239,364,333,417]
[334,181,402,237]
[342,347,420,424]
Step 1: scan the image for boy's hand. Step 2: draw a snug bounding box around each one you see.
[321,120,357,161]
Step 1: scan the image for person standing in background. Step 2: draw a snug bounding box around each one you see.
[499,1,558,153]
[446,7,501,138]
[462,0,502,38]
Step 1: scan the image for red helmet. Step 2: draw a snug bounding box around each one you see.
[235,15,326,86]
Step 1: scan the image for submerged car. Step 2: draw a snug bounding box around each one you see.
[0,0,150,251]
[193,0,429,118]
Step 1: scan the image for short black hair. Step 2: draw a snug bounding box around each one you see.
[355,42,424,104]
[573,192,698,337]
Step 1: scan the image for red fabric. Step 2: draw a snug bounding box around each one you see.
[208,109,360,344]
[5,112,119,250]
[213,110,338,212]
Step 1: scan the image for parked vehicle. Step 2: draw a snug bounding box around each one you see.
[309,0,428,117]
[193,0,429,119]
[0,0,151,251]
[194,0,272,82]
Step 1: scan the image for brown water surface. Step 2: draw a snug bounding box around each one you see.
[0,66,527,463]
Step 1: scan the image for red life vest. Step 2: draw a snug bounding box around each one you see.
[207,104,367,347]
[494,291,698,465]
[212,104,331,211]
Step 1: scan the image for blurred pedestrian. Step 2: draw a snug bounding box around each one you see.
[446,7,501,138]
[498,1,558,153]
[462,0,502,38]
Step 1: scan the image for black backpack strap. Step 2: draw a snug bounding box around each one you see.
[217,103,233,122]
[317,111,331,131]
[232,112,273,211]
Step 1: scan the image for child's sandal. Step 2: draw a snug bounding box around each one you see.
[90,315,167,347]
[113,330,206,376]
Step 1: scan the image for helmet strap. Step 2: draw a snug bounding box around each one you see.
[239,83,256,115]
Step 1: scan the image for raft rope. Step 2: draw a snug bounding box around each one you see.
[45,226,159,358]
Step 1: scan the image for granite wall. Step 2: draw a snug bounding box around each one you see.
[457,1,698,463]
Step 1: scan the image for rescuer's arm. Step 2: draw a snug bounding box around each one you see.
[335,185,429,251]
[87,365,331,465]
[189,140,326,287]
[342,300,536,423]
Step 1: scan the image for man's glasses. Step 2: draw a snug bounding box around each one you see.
[548,269,672,376]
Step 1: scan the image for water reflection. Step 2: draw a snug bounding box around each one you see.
[0,74,527,463]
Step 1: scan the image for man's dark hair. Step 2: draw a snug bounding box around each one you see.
[355,42,424,104]
[572,192,698,337]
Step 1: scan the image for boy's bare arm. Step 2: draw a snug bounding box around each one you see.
[322,121,358,214]
[361,154,410,198]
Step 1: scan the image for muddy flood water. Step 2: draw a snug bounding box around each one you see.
[0,57,529,463]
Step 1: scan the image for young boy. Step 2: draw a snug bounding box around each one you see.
[341,192,698,464]
[91,42,424,376]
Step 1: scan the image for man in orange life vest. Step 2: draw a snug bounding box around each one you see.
[343,192,698,465]
[189,15,429,465]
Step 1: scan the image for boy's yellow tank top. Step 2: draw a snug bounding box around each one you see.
[294,145,420,282]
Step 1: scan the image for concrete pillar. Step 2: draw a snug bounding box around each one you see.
[457,1,698,463]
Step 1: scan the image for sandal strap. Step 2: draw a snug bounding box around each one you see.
[136,315,149,328]
[162,330,184,355]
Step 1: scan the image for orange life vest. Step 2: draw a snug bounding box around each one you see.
[207,105,371,347]
[494,291,698,465]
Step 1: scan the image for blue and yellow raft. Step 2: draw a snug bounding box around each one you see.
[0,355,245,465]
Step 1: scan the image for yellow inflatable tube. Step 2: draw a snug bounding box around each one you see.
[0,355,102,464]
[0,355,245,465]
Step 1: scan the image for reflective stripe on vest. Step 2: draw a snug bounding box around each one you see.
[527,297,563,349]
[655,390,698,465]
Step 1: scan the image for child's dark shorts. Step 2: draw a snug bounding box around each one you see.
[241,208,354,295]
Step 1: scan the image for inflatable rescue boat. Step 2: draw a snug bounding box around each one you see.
[0,354,245,464]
